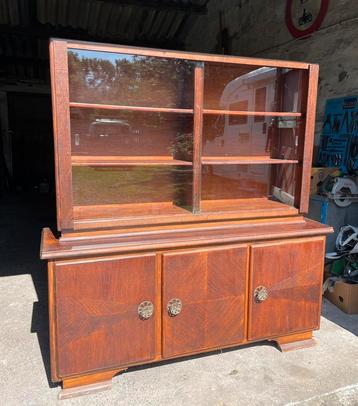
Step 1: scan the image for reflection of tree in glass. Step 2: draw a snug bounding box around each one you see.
[168,132,193,161]
[68,51,194,108]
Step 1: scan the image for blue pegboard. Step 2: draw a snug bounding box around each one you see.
[318,96,358,173]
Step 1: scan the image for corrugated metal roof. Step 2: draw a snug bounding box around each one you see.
[0,0,208,82]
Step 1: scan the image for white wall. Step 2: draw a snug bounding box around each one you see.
[186,0,358,149]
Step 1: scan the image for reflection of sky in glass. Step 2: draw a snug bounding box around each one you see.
[69,48,137,64]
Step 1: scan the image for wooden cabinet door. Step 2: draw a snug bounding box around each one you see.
[162,245,248,358]
[54,254,157,377]
[248,237,325,341]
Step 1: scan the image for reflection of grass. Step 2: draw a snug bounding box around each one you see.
[73,166,192,206]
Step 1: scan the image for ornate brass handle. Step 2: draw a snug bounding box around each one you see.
[138,301,154,320]
[254,286,269,303]
[167,298,182,317]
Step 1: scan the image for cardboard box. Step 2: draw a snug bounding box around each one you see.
[325,280,358,314]
[310,167,338,195]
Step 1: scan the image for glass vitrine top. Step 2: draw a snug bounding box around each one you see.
[49,40,316,231]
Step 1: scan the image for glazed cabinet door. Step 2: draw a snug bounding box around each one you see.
[53,254,157,377]
[162,245,248,358]
[248,237,325,341]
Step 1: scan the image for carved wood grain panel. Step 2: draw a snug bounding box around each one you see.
[248,237,325,341]
[162,245,248,358]
[54,254,157,377]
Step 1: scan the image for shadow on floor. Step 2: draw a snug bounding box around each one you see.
[0,191,56,387]
[321,298,358,336]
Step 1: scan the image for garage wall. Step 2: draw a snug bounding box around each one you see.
[185,0,358,153]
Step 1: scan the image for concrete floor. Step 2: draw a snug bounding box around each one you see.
[1,193,358,406]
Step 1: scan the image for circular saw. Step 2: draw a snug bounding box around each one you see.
[328,177,358,207]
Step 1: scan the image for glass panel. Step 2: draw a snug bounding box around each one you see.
[72,166,193,211]
[202,164,269,200]
[202,115,302,159]
[68,49,194,108]
[201,164,297,205]
[70,108,193,160]
[270,164,298,206]
[204,63,303,112]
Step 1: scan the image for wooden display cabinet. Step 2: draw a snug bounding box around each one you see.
[41,39,333,399]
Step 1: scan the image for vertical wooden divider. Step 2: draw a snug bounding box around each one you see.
[268,68,283,196]
[294,69,309,209]
[50,39,73,230]
[192,62,204,213]
[296,64,319,213]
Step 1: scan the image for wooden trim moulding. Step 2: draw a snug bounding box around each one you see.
[58,38,310,70]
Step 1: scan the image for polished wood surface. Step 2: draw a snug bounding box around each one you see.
[201,157,299,165]
[65,38,310,69]
[54,254,157,377]
[41,218,332,260]
[43,40,329,394]
[299,64,319,213]
[70,102,194,114]
[192,63,204,213]
[248,237,325,341]
[62,368,126,389]
[50,39,73,230]
[162,245,247,357]
[72,156,193,166]
[68,198,299,230]
[203,109,302,116]
[274,331,316,352]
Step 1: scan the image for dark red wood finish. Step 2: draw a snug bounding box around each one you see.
[54,254,157,377]
[162,245,248,358]
[248,237,325,341]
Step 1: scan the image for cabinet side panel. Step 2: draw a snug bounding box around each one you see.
[48,261,60,382]
[50,39,73,230]
[248,237,325,341]
[162,245,248,358]
[299,64,319,213]
[54,254,157,377]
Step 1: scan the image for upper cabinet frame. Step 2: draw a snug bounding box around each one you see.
[49,38,318,232]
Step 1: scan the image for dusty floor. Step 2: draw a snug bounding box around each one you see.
[1,193,358,406]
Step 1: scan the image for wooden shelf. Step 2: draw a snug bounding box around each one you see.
[74,201,191,221]
[69,102,194,114]
[202,156,299,165]
[203,109,302,117]
[200,197,298,216]
[71,156,193,166]
[70,197,299,230]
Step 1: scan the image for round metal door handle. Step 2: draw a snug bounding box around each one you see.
[254,286,269,303]
[138,301,154,320]
[167,298,182,317]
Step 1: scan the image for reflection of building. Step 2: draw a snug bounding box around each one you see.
[205,68,279,194]
[204,67,299,199]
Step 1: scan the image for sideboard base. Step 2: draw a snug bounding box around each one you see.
[273,331,316,352]
[59,380,112,400]
[59,368,127,400]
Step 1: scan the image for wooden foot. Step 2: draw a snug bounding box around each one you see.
[59,368,126,400]
[273,331,316,352]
